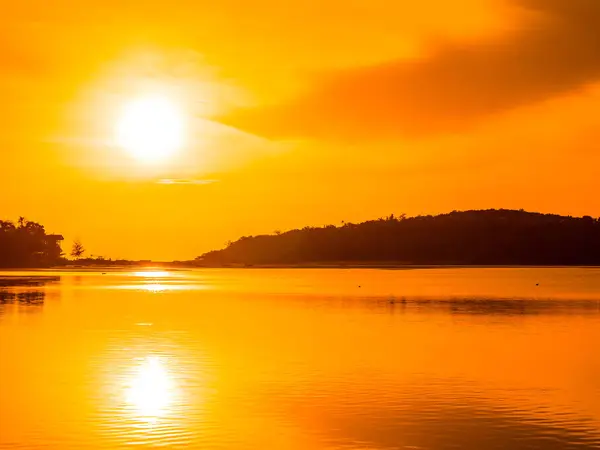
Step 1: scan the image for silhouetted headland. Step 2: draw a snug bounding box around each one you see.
[196,210,600,266]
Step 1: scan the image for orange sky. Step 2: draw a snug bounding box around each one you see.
[2,0,599,260]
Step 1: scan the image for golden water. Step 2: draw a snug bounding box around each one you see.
[1,268,599,449]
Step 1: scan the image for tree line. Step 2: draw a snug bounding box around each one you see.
[0,217,95,267]
[0,217,64,267]
[196,209,600,266]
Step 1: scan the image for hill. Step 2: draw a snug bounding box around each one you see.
[196,210,600,266]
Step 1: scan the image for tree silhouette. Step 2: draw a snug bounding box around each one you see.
[196,209,600,266]
[0,218,64,267]
[71,240,85,260]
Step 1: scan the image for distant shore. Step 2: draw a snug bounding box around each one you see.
[191,263,600,270]
[1,262,599,273]
[1,263,597,271]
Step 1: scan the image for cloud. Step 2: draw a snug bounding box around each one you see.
[223,0,600,140]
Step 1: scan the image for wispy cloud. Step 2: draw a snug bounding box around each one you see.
[223,0,600,141]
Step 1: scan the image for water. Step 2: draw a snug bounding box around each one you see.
[0,267,599,449]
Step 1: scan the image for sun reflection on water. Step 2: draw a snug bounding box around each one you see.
[132,270,174,293]
[143,283,168,293]
[125,356,176,421]
[133,271,171,278]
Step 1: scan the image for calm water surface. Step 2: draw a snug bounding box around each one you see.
[1,268,599,449]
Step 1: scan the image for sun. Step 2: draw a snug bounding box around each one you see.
[116,96,185,163]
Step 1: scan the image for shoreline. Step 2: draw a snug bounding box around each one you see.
[2,264,600,271]
[192,264,600,269]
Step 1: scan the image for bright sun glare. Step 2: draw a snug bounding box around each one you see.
[116,96,185,163]
[126,356,174,419]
